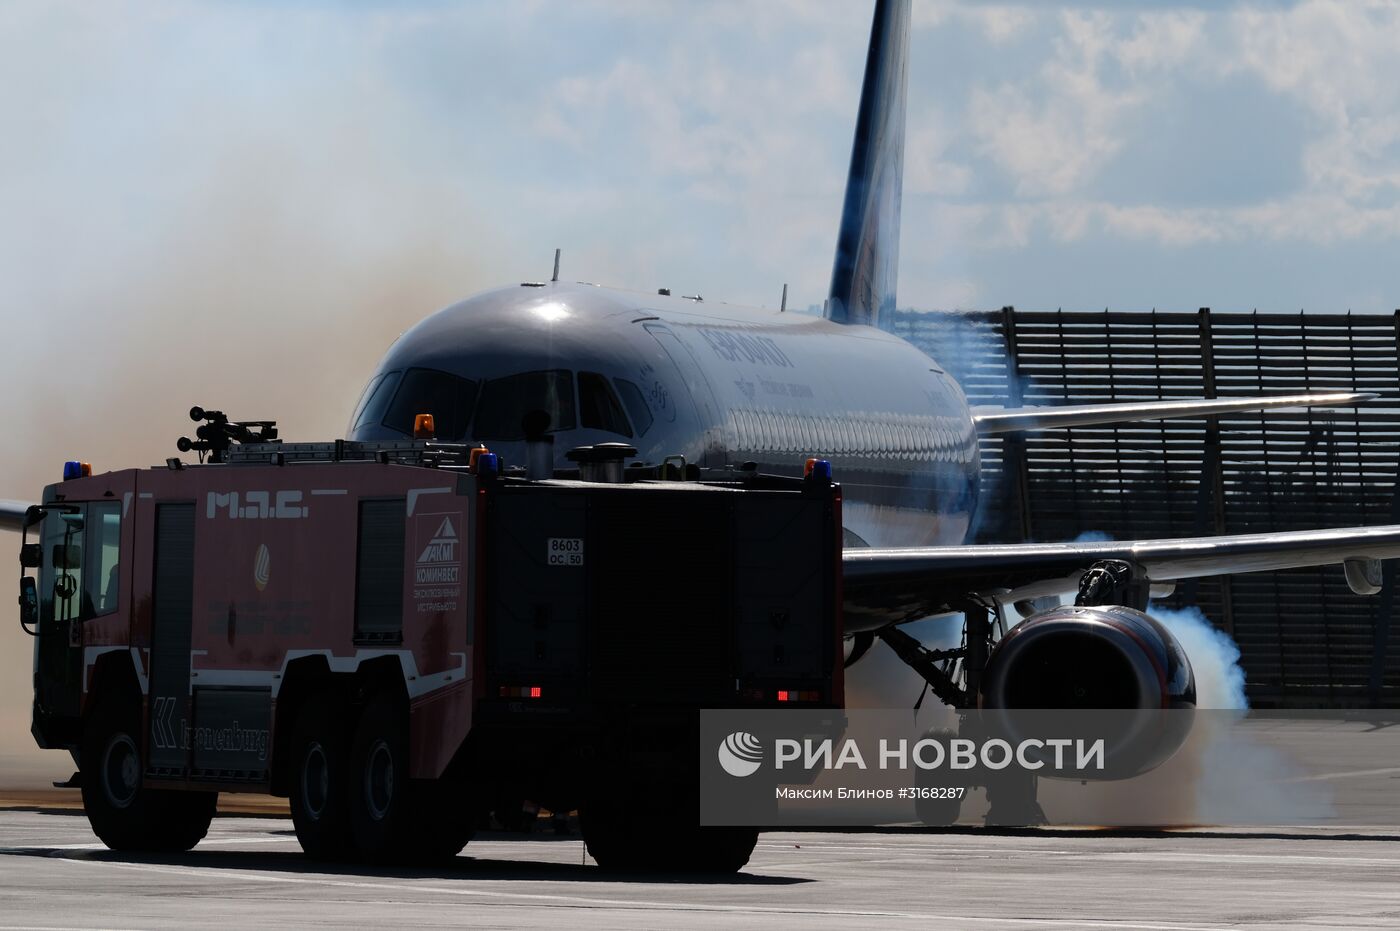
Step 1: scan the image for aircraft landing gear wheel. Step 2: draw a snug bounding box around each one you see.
[289,694,356,861]
[984,770,1045,827]
[81,696,216,851]
[914,728,963,826]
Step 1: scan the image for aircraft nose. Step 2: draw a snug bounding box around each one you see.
[347,285,663,456]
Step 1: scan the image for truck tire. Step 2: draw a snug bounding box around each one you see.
[81,697,216,851]
[581,796,757,873]
[407,778,475,862]
[347,692,415,863]
[345,692,474,864]
[289,694,356,861]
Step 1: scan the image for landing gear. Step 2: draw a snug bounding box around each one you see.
[984,770,1046,827]
[913,728,964,826]
[80,696,216,851]
[881,602,1050,828]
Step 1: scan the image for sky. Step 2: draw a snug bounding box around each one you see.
[3,0,1400,782]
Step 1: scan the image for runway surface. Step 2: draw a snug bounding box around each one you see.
[2,809,1400,929]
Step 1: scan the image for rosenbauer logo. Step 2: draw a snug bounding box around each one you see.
[718,732,764,777]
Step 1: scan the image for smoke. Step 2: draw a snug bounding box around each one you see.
[892,308,1045,544]
[1038,601,1242,824]
[1148,602,1247,711]
[0,4,503,787]
[1040,602,1335,826]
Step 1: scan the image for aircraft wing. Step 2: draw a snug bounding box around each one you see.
[972,391,1375,435]
[843,525,1400,632]
[0,499,33,533]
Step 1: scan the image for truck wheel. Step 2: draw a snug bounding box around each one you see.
[80,697,216,851]
[289,694,356,861]
[407,778,475,862]
[581,797,757,873]
[347,692,415,863]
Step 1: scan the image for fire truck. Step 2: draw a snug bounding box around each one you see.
[20,409,842,873]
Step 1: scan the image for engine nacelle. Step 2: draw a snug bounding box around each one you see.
[979,604,1196,779]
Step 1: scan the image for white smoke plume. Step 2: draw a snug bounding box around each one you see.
[1041,600,1335,825]
[1148,602,1247,711]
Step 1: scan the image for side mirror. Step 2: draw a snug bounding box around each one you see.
[18,577,37,633]
[19,543,41,569]
[51,543,81,571]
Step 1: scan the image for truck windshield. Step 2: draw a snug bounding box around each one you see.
[474,370,577,440]
[38,502,122,623]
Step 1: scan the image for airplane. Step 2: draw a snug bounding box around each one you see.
[6,0,1400,812]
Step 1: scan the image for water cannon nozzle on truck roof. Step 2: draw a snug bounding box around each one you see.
[176,405,279,463]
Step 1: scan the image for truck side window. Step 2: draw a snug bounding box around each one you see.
[86,502,121,616]
[578,372,632,438]
[474,370,577,440]
[354,370,401,431]
[613,378,653,438]
[42,508,85,624]
[381,367,478,440]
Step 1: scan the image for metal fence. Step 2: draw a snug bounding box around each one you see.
[893,308,1400,707]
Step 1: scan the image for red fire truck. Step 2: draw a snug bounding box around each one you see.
[21,410,842,872]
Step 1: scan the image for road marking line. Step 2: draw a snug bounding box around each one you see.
[1283,766,1400,783]
[43,854,1237,929]
[0,836,296,853]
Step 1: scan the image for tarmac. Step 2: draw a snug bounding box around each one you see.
[2,806,1400,929]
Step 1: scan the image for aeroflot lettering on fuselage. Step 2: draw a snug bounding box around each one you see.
[696,327,794,368]
[206,491,309,520]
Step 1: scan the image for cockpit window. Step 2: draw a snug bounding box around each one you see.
[349,374,384,430]
[354,370,401,431]
[474,370,576,440]
[381,367,478,439]
[578,372,632,438]
[613,378,653,438]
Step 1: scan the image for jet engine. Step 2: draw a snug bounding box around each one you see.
[979,604,1196,779]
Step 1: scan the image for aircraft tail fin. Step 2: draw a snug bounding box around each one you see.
[825,0,911,329]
